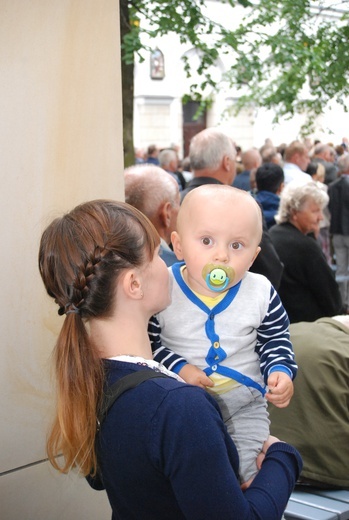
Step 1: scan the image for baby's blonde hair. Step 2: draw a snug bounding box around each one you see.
[179,184,263,243]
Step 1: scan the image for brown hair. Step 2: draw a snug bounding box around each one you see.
[38,200,159,475]
[284,141,307,162]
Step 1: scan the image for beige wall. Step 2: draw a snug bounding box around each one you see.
[0,1,123,518]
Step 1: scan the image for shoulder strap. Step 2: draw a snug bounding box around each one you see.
[97,370,169,428]
[91,370,170,486]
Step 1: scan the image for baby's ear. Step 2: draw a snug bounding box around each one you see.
[171,231,184,260]
[250,246,261,267]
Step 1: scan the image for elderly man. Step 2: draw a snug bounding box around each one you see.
[328,154,349,311]
[269,315,349,489]
[282,141,311,185]
[124,164,180,266]
[182,127,237,199]
[159,148,186,191]
[182,127,284,289]
[312,142,339,185]
[233,148,262,191]
[259,145,283,166]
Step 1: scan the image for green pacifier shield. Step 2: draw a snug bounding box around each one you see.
[202,264,235,292]
[209,268,227,286]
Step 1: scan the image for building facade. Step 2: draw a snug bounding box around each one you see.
[133,0,349,158]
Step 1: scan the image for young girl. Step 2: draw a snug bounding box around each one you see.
[39,199,302,519]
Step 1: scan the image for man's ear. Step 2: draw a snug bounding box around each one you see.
[159,201,172,229]
[222,154,231,171]
[171,231,184,260]
[123,270,144,300]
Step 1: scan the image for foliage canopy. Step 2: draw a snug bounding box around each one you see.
[122,0,349,133]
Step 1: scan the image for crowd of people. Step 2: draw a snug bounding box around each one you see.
[236,137,349,316]
[37,129,349,519]
[136,134,349,316]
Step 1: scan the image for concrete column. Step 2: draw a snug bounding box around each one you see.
[0,1,122,517]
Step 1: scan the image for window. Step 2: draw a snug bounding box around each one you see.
[150,49,165,80]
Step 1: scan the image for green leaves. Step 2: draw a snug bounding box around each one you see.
[122,0,349,133]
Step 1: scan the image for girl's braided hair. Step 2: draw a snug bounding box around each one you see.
[38,199,159,475]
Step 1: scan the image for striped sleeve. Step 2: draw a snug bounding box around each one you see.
[148,315,188,373]
[256,286,298,384]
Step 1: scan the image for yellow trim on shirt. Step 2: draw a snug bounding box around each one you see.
[206,373,241,394]
[180,265,228,308]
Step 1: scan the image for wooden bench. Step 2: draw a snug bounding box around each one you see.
[285,487,349,520]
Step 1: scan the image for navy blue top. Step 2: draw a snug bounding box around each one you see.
[145,157,160,166]
[88,360,302,519]
[255,190,280,229]
[232,170,251,191]
[159,244,178,267]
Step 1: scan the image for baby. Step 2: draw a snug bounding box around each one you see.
[150,184,297,484]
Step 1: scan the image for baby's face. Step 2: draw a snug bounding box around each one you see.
[172,190,262,296]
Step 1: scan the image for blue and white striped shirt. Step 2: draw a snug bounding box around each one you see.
[149,263,297,392]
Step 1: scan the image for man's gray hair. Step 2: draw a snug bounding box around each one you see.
[124,165,178,220]
[260,146,278,163]
[337,154,349,174]
[189,128,236,171]
[276,181,329,224]
[159,148,177,169]
[313,143,331,156]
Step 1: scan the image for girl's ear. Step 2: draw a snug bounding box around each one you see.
[123,270,144,300]
[171,231,184,260]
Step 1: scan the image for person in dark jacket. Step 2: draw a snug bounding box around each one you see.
[328,154,349,311]
[312,142,338,185]
[255,162,284,229]
[233,148,262,191]
[269,181,343,323]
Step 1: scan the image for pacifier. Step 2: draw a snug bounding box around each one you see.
[202,264,235,292]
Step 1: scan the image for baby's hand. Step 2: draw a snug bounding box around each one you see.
[179,364,214,389]
[266,371,293,408]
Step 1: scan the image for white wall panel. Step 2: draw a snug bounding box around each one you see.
[1,461,111,520]
[0,1,122,517]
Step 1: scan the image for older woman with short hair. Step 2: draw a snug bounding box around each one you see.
[269,181,343,323]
